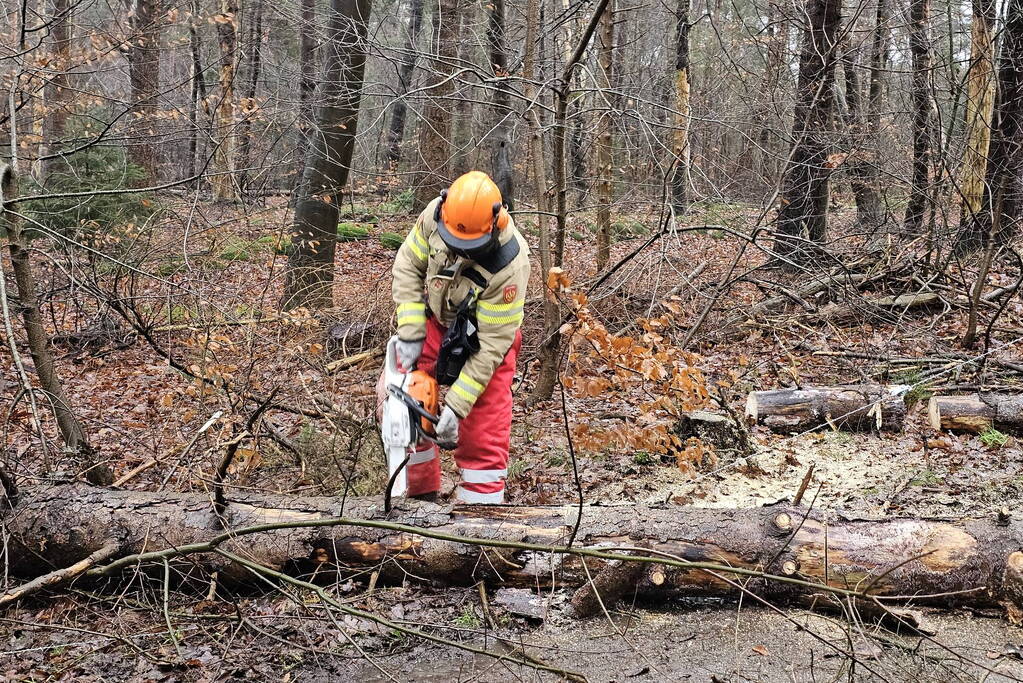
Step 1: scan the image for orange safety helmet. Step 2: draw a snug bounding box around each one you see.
[406,370,439,435]
[435,171,510,258]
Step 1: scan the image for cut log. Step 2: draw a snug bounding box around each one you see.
[4,483,1023,615]
[928,393,1023,434]
[745,384,909,433]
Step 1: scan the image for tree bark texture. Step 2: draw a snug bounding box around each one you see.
[41,0,71,181]
[236,0,265,196]
[187,0,209,183]
[929,394,1023,434]
[745,384,908,433]
[0,167,110,485]
[595,0,615,269]
[282,0,374,310]
[959,0,998,222]
[7,483,1023,617]
[903,0,934,234]
[773,0,841,263]
[294,0,319,188]
[127,0,163,183]
[669,0,691,216]
[412,0,462,210]
[211,0,239,201]
[385,0,425,166]
[976,0,1023,245]
[487,0,514,207]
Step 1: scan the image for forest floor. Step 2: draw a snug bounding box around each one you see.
[4,191,1023,681]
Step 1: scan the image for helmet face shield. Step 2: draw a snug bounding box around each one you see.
[438,221,499,260]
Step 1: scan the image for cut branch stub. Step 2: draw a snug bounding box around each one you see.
[929,393,1023,434]
[746,384,909,433]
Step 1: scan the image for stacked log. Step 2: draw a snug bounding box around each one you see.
[929,393,1023,434]
[745,384,909,433]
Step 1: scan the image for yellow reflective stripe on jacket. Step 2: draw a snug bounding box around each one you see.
[404,226,428,261]
[396,301,426,325]
[451,372,485,404]
[477,299,524,325]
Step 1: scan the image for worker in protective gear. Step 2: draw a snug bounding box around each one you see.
[388,171,530,504]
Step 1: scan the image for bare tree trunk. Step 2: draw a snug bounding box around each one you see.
[211,0,239,201]
[530,0,612,403]
[595,0,615,270]
[126,0,163,184]
[187,0,209,184]
[669,0,691,216]
[840,47,881,229]
[773,0,841,264]
[522,0,560,403]
[756,0,788,182]
[386,0,425,166]
[41,0,71,182]
[236,0,265,197]
[281,0,374,310]
[904,0,933,234]
[451,6,474,175]
[294,0,318,191]
[486,0,514,206]
[959,0,998,222]
[0,167,111,485]
[412,0,462,210]
[977,0,1023,244]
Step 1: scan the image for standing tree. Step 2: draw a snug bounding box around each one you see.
[486,0,514,205]
[41,0,71,181]
[904,0,934,233]
[294,0,318,188]
[595,0,615,269]
[977,0,1023,244]
[669,0,691,216]
[187,0,209,183]
[413,0,462,210]
[211,0,239,201]
[236,0,265,196]
[385,0,425,166]
[772,0,842,262]
[282,0,374,309]
[126,0,163,183]
[957,0,999,249]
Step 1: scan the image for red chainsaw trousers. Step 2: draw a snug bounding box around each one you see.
[395,316,520,503]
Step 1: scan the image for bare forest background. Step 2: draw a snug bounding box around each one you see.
[4,0,1023,675]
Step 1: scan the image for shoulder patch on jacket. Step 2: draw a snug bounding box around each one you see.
[503,285,518,303]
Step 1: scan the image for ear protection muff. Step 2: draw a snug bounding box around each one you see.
[493,202,510,231]
[434,189,448,224]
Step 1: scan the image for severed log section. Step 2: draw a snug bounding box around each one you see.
[745,384,908,433]
[4,483,1023,616]
[929,393,1023,434]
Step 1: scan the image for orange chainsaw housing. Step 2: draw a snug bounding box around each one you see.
[406,370,439,435]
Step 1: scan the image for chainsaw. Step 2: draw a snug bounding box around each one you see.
[380,336,441,508]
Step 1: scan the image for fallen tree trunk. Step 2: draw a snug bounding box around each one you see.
[4,484,1023,615]
[812,292,941,327]
[929,393,1023,434]
[745,384,908,433]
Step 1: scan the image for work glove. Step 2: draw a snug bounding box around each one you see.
[435,406,460,449]
[396,338,424,372]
